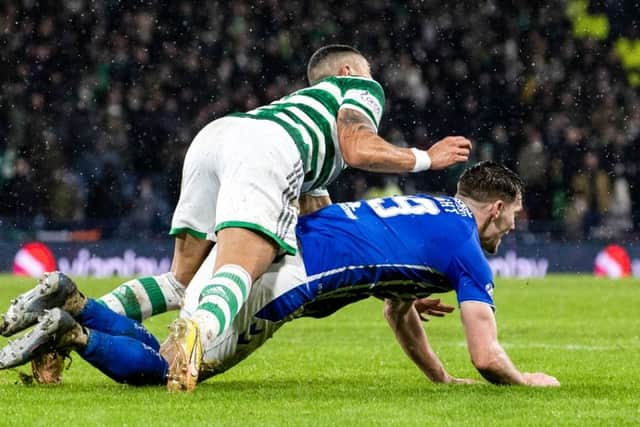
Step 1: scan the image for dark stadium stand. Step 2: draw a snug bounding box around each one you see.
[1,1,638,241]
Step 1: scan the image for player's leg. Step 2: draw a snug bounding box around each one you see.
[1,272,86,337]
[79,328,168,385]
[96,255,198,323]
[175,247,307,383]
[75,298,160,350]
[0,271,160,350]
[97,118,220,323]
[0,308,168,385]
[192,227,278,338]
[167,117,303,391]
[165,229,278,390]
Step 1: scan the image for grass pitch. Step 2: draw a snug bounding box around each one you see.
[0,274,638,426]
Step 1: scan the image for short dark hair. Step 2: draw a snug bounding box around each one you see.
[307,44,363,84]
[457,161,524,203]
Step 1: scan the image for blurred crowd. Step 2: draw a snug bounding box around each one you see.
[0,0,639,241]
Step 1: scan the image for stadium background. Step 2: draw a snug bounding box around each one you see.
[0,0,639,276]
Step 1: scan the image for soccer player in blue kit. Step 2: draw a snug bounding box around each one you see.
[0,162,559,388]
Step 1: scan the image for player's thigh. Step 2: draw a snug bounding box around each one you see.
[213,227,278,281]
[170,233,214,286]
[213,119,304,258]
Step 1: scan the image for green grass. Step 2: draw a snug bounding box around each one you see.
[0,275,639,426]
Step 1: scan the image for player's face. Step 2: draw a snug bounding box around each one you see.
[480,195,523,254]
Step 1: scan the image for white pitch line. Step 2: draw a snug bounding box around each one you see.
[444,342,640,351]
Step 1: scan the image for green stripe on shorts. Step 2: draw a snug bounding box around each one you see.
[168,227,208,240]
[215,221,296,255]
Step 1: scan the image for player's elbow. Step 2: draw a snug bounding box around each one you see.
[469,348,509,384]
[470,353,497,373]
[468,344,500,373]
[383,299,413,325]
[383,299,396,323]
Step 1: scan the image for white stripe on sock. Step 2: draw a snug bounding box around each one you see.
[130,282,153,319]
[198,294,232,324]
[99,294,126,316]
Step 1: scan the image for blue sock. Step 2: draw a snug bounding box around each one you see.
[78,329,168,385]
[76,299,159,351]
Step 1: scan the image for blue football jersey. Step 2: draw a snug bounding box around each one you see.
[257,195,495,321]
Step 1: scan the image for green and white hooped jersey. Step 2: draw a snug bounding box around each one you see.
[230,76,385,192]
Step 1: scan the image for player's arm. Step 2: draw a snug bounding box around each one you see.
[337,108,472,172]
[383,298,474,384]
[299,189,332,216]
[460,301,559,387]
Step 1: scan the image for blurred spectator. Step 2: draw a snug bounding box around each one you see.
[517,127,548,222]
[0,157,37,228]
[594,163,633,239]
[47,168,85,224]
[565,151,611,239]
[0,1,638,241]
[123,176,170,238]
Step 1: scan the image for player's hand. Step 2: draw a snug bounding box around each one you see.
[522,372,560,387]
[446,376,478,385]
[414,298,455,322]
[426,136,472,170]
[299,194,332,216]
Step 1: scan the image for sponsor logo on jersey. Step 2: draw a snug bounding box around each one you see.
[357,90,381,116]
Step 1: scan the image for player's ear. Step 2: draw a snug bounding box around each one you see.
[489,200,504,220]
[337,64,351,76]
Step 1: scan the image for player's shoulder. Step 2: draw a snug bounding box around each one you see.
[413,194,480,246]
[431,195,474,216]
[413,194,475,224]
[319,75,384,94]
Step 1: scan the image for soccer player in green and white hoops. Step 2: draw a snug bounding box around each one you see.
[26,45,470,391]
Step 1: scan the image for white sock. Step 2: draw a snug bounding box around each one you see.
[191,265,252,349]
[98,272,185,321]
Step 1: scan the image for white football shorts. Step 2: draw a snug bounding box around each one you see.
[170,116,304,255]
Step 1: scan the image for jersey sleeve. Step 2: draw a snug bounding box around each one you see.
[451,236,495,308]
[303,187,329,197]
[337,77,385,131]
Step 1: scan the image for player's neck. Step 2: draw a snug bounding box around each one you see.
[455,195,490,231]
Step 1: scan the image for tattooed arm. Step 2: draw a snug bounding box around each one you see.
[336,108,472,172]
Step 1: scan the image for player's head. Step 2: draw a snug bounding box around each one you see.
[455,161,524,254]
[307,44,371,85]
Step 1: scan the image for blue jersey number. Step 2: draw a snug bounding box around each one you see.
[340,196,440,219]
